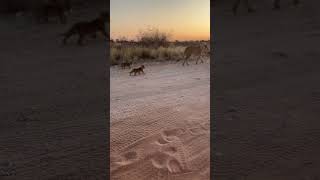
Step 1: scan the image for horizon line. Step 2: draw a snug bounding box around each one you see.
[109,38,211,42]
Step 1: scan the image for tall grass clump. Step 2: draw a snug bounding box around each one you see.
[110,28,187,65]
[137,28,171,48]
[111,46,185,65]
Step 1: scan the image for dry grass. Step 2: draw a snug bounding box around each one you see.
[110,28,210,66]
[110,27,187,65]
[110,46,186,65]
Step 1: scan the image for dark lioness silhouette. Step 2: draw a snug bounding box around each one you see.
[233,0,300,15]
[61,11,109,46]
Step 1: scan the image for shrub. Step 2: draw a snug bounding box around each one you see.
[136,28,171,48]
[110,46,185,65]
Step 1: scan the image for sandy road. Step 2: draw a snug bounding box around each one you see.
[110,60,210,180]
[111,61,210,120]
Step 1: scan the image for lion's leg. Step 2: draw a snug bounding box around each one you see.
[184,54,190,66]
[186,56,190,65]
[183,59,188,66]
[200,55,204,63]
[196,55,202,64]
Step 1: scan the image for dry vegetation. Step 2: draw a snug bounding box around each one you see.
[110,45,185,65]
[110,28,209,65]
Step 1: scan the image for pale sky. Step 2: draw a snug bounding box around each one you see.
[110,0,210,41]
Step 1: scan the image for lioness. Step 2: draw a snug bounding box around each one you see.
[61,11,109,45]
[129,65,145,76]
[181,44,209,66]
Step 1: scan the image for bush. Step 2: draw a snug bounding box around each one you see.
[136,28,171,48]
[110,46,185,65]
[110,29,189,65]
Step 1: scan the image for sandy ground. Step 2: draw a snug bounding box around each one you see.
[2,0,320,179]
[213,0,320,179]
[110,60,210,180]
[0,3,108,179]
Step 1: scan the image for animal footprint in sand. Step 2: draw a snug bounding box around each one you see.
[186,121,209,136]
[123,151,138,160]
[111,131,190,180]
[167,159,184,173]
[162,128,186,141]
[115,151,138,166]
[188,127,205,135]
[151,150,185,174]
[151,152,169,169]
[155,134,171,145]
[162,146,178,155]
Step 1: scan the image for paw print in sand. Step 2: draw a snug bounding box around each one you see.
[111,128,190,180]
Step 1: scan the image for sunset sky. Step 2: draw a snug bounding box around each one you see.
[110,0,210,41]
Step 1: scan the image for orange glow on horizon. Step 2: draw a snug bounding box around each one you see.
[111,0,210,41]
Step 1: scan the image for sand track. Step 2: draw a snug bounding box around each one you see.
[111,61,210,180]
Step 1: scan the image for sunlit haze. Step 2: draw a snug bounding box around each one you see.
[110,0,210,41]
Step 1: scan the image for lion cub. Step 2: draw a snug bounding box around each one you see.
[61,11,109,45]
[129,65,145,76]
